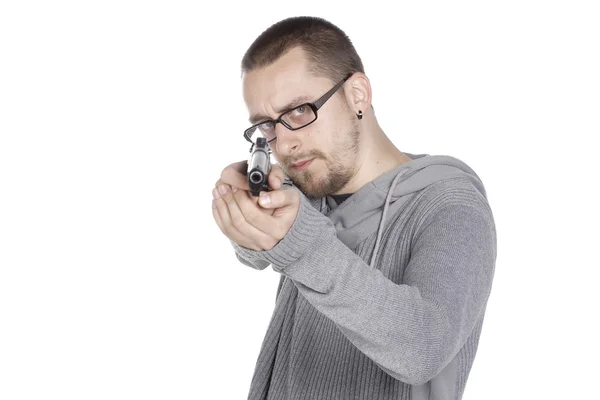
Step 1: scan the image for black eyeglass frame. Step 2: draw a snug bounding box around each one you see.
[243,73,354,143]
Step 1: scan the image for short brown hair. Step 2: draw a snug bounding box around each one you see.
[241,16,365,85]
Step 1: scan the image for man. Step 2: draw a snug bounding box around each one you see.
[212,16,497,400]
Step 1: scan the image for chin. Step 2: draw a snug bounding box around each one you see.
[295,172,335,199]
[286,157,353,198]
[287,173,321,198]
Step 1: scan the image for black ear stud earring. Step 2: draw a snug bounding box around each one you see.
[357,110,363,120]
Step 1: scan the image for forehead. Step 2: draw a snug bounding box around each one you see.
[242,47,330,117]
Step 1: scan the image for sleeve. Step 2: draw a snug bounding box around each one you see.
[231,242,271,270]
[238,189,497,385]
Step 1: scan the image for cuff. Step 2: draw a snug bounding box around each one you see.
[262,188,335,270]
[234,188,335,271]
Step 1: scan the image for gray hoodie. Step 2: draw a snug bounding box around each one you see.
[232,151,497,400]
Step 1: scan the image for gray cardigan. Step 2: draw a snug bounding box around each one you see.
[232,152,497,400]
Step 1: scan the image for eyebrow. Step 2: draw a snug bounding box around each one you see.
[249,95,312,124]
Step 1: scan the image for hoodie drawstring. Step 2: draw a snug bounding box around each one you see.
[369,168,410,268]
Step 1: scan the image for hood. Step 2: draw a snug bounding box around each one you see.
[318,151,487,268]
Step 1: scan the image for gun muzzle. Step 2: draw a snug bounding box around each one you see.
[248,137,272,196]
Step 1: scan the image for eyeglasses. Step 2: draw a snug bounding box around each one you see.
[243,73,353,144]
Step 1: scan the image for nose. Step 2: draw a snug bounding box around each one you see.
[274,123,301,157]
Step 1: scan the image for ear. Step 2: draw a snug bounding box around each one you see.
[344,72,372,116]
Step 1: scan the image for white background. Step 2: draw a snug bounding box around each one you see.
[1,1,598,399]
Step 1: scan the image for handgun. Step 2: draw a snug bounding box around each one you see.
[247,137,272,197]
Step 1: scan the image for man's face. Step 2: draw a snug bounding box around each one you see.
[242,47,360,198]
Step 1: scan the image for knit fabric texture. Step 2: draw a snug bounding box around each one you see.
[232,152,497,400]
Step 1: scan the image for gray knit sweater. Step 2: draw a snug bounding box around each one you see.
[232,152,497,400]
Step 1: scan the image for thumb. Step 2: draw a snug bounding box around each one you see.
[258,187,299,209]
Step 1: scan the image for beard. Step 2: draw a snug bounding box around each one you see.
[280,120,360,199]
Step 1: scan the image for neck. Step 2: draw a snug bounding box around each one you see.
[334,117,412,195]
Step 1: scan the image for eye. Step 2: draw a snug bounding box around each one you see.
[258,120,275,135]
[291,105,307,115]
[283,104,315,126]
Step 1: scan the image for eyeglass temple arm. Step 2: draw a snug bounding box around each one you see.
[313,73,353,110]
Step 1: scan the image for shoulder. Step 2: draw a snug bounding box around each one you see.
[416,176,492,213]
[411,176,496,238]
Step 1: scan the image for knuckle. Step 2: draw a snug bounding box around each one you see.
[258,239,272,251]
[276,225,287,239]
[244,208,258,224]
[231,214,245,230]
[220,166,230,179]
[222,192,234,204]
[274,191,284,203]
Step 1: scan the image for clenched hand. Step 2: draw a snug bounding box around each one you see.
[212,160,300,251]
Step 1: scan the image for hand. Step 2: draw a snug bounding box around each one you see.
[214,160,285,217]
[212,161,300,251]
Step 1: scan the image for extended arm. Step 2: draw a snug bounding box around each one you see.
[233,191,496,385]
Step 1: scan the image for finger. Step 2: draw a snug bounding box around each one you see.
[232,186,288,238]
[220,161,251,191]
[212,188,253,247]
[214,179,235,193]
[212,206,262,251]
[217,184,279,249]
[213,201,257,248]
[238,186,276,216]
[268,164,286,190]
[213,186,260,249]
[230,160,249,174]
[216,180,272,216]
[258,186,299,210]
[212,199,234,238]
